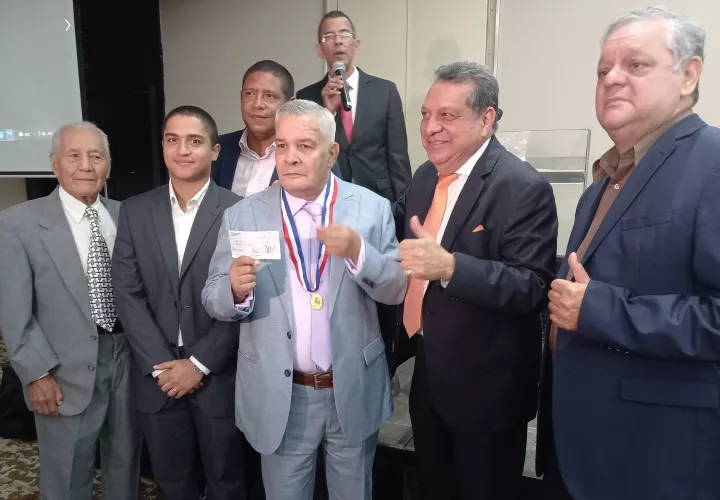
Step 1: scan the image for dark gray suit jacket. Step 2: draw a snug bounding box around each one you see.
[296,68,412,203]
[112,180,241,416]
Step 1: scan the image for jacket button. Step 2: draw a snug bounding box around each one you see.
[88,365,95,371]
[90,335,97,341]
[287,332,292,339]
[284,369,291,377]
[170,342,178,348]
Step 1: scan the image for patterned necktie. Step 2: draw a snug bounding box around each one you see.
[303,202,332,371]
[85,206,117,331]
[402,173,459,337]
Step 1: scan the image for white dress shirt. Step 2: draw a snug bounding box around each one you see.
[231,129,276,197]
[152,179,211,377]
[59,187,117,273]
[341,67,359,123]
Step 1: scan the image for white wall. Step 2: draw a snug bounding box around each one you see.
[335,0,488,168]
[160,0,326,135]
[0,178,27,210]
[161,0,488,168]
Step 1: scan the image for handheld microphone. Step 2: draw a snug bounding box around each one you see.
[332,61,352,112]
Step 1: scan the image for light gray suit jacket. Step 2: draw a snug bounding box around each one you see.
[0,188,120,414]
[202,179,406,454]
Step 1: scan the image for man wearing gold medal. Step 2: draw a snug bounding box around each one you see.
[202,99,407,500]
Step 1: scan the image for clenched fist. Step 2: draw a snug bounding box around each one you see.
[317,225,361,262]
[321,76,344,114]
[230,255,259,303]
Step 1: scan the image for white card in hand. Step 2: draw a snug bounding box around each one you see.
[229,231,281,260]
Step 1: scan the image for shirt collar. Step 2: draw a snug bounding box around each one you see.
[169,178,211,211]
[634,109,692,163]
[592,108,693,184]
[283,175,334,216]
[454,137,492,177]
[58,186,103,223]
[239,129,275,159]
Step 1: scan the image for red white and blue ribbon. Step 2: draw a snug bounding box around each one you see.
[281,175,338,292]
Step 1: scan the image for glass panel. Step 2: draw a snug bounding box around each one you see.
[496,129,591,256]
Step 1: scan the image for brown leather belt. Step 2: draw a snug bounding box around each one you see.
[292,370,333,389]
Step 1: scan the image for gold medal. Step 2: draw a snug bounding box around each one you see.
[310,292,323,311]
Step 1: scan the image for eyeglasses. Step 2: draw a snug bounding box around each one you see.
[320,32,355,44]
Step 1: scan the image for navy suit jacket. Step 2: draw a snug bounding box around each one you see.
[552,114,720,500]
[211,128,341,192]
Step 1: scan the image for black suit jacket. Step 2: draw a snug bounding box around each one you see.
[211,128,279,192]
[112,180,241,416]
[296,68,411,202]
[394,136,558,430]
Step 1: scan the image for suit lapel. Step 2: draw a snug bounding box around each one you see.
[581,133,690,266]
[350,69,371,142]
[328,181,358,317]
[440,137,500,249]
[152,187,180,290]
[557,180,606,278]
[252,187,294,328]
[180,182,222,280]
[101,196,119,222]
[39,190,91,317]
[405,167,437,235]
[219,129,243,190]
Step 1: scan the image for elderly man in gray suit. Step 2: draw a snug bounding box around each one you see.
[0,123,140,500]
[202,99,406,500]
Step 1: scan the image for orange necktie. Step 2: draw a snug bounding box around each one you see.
[403,173,459,337]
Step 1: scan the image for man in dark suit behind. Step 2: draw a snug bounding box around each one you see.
[296,10,411,203]
[395,61,558,500]
[212,60,294,196]
[543,7,720,500]
[113,106,248,499]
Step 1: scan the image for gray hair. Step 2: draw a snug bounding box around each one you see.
[50,121,111,160]
[603,6,705,104]
[435,61,502,131]
[275,100,336,145]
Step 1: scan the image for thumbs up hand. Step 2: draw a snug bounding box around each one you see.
[548,252,591,332]
[398,216,455,281]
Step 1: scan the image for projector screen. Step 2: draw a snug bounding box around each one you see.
[0,0,83,175]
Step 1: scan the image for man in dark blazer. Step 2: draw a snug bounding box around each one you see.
[396,61,558,500]
[113,106,247,500]
[211,60,294,195]
[544,7,720,500]
[296,10,411,203]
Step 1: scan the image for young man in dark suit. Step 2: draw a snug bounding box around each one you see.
[212,60,294,196]
[113,106,248,500]
[296,11,411,203]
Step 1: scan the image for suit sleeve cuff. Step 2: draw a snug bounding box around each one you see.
[34,372,49,382]
[345,239,366,275]
[190,356,211,375]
